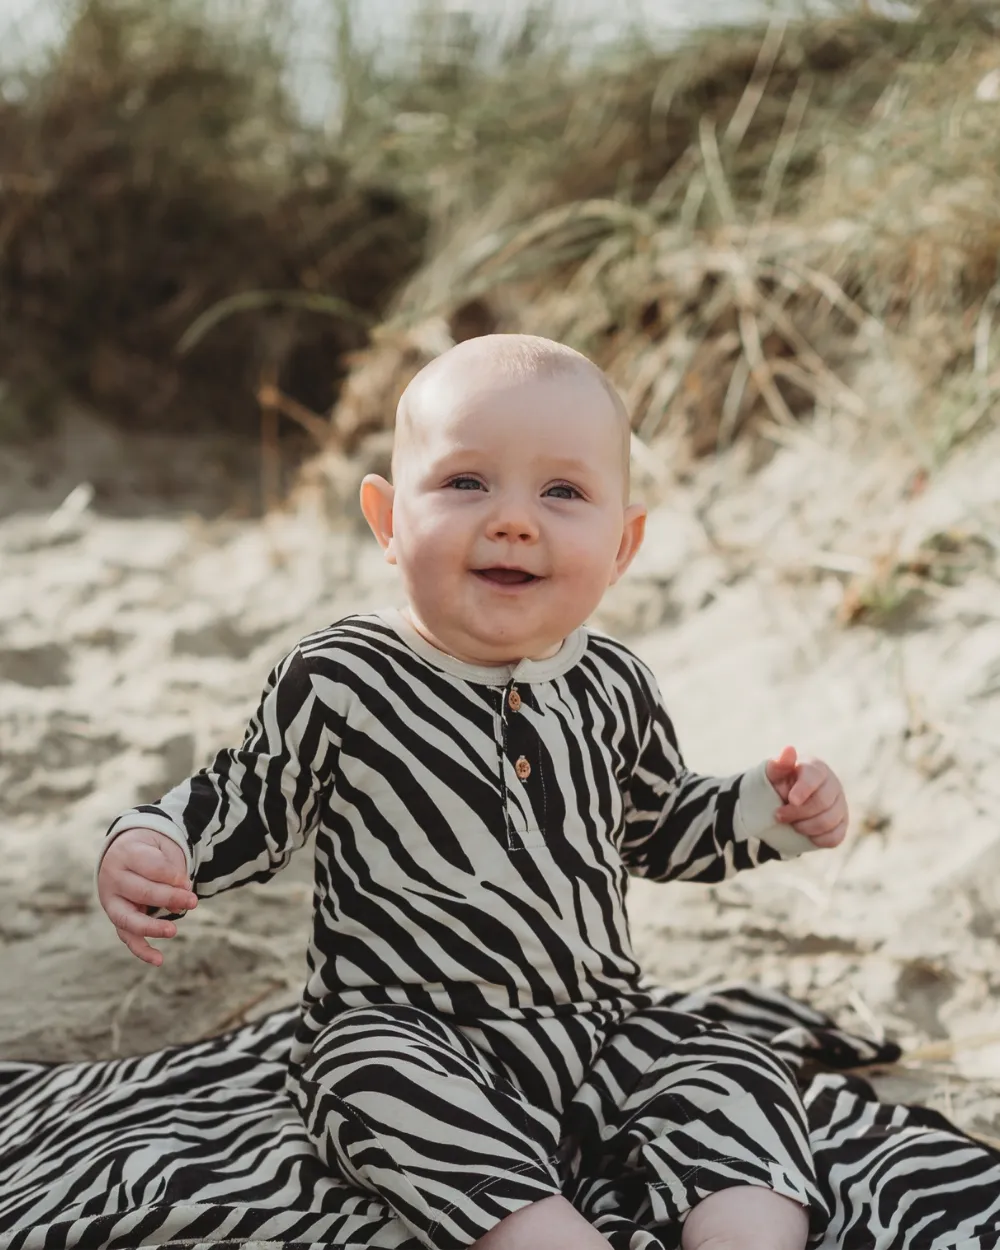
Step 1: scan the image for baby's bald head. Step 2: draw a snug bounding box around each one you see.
[393,334,632,496]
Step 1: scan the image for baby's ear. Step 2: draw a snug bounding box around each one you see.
[610,503,646,585]
[359,474,396,562]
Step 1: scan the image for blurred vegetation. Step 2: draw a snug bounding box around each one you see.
[324,0,1000,465]
[0,0,425,439]
[1,0,999,483]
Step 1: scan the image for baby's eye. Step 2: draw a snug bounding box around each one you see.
[446,475,486,491]
[545,483,582,500]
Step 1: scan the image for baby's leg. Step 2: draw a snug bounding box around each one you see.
[289,1004,565,1250]
[682,1186,808,1250]
[564,1005,828,1244]
[473,1194,613,1250]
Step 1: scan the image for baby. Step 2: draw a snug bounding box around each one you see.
[97,335,848,1250]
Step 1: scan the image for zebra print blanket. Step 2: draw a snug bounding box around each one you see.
[1,985,998,1250]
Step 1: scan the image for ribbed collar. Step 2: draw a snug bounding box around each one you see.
[376,607,588,685]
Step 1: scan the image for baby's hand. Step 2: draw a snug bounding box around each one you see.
[765,746,848,849]
[97,828,197,966]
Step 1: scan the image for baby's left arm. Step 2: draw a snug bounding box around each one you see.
[620,669,847,883]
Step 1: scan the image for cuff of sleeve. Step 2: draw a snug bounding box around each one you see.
[735,763,817,858]
[94,813,196,897]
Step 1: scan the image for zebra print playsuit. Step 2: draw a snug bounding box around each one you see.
[102,608,827,1248]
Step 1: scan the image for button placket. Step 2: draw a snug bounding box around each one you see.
[500,679,546,848]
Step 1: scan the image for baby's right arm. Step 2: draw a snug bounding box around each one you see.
[96,641,341,963]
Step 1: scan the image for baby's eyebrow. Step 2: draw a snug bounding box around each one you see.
[424,447,608,484]
[541,457,602,480]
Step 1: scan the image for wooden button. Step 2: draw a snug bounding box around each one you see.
[508,688,522,712]
[515,756,531,781]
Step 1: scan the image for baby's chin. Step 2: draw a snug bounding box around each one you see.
[433,616,566,666]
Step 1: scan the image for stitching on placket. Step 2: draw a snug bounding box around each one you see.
[536,688,549,835]
[497,687,517,852]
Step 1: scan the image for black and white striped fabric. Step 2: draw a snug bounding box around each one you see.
[288,998,825,1249]
[101,609,804,1076]
[2,987,1000,1250]
[5,609,993,1249]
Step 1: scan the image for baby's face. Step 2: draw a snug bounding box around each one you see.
[364,366,645,665]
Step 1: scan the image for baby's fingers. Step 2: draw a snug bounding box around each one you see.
[787,799,849,847]
[117,928,167,967]
[776,775,839,822]
[126,840,192,890]
[787,811,841,839]
[108,897,179,941]
[810,822,848,848]
[786,762,829,807]
[119,870,197,915]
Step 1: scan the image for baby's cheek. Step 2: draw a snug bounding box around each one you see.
[404,531,468,594]
[569,536,622,587]
[558,518,613,562]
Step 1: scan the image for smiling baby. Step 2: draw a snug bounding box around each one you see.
[97,334,849,1250]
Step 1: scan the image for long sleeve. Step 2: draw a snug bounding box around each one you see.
[619,664,814,883]
[98,644,341,898]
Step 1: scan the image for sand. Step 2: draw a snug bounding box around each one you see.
[1,401,998,1145]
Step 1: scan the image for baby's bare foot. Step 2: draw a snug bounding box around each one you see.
[681,1186,809,1250]
[472,1194,613,1250]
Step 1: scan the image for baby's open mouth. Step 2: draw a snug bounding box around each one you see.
[474,568,540,585]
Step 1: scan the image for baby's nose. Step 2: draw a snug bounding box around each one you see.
[488,502,538,540]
